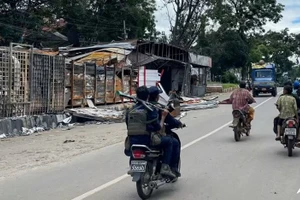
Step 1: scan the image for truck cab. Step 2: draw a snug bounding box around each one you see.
[251,63,277,97]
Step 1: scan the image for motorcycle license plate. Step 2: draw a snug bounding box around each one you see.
[130,160,147,172]
[284,128,296,136]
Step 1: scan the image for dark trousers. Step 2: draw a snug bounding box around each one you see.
[170,137,180,169]
[157,136,173,165]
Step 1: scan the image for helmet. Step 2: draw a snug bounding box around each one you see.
[148,86,163,96]
[294,81,300,89]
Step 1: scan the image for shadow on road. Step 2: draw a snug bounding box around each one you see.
[275,149,300,158]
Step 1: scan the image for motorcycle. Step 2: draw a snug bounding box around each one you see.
[129,112,187,200]
[230,110,250,141]
[230,101,254,142]
[280,118,298,157]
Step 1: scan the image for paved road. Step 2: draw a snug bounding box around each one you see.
[1,91,300,200]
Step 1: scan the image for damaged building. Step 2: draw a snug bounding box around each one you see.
[62,40,212,108]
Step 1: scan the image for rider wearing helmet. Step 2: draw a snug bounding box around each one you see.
[293,80,300,96]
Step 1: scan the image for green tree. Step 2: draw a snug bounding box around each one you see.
[211,0,284,40]
[0,0,157,47]
[0,0,53,46]
[209,0,284,78]
[195,27,248,76]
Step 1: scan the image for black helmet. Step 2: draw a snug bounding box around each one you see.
[239,81,246,89]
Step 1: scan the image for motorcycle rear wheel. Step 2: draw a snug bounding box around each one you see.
[136,168,153,199]
[287,138,294,157]
[234,127,241,142]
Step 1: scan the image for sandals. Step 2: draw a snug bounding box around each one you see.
[275,136,281,141]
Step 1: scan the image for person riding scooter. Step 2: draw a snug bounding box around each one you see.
[230,81,256,129]
[275,85,299,141]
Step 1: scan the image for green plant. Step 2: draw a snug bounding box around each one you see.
[221,71,238,83]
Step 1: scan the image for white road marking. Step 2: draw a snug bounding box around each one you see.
[70,95,277,200]
[297,188,300,194]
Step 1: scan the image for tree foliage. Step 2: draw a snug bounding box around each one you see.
[211,0,284,39]
[193,0,287,78]
[0,0,157,47]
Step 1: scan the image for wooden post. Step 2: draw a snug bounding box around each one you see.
[82,63,86,107]
[70,61,74,108]
[94,62,97,105]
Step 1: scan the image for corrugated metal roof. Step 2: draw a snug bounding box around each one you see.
[65,48,132,64]
[189,53,212,68]
[59,41,136,53]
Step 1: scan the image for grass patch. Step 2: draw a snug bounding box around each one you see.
[222,83,238,89]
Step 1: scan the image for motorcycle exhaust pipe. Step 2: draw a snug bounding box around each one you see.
[155,180,166,189]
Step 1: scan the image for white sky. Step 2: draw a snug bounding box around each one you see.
[154,0,300,35]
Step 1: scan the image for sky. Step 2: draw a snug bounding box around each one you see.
[154,0,300,35]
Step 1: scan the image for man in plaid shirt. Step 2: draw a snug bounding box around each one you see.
[230,81,256,128]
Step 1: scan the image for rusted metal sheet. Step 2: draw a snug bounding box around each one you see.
[189,53,212,68]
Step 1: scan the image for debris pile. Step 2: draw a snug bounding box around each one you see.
[180,96,219,111]
[68,108,124,123]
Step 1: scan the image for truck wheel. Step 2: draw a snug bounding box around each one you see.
[272,91,277,97]
[252,92,257,97]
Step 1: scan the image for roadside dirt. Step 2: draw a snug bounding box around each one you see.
[0,123,127,179]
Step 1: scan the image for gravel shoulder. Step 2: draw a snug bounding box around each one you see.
[0,123,127,179]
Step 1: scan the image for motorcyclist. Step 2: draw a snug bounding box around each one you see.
[247,79,252,91]
[229,81,256,129]
[275,85,298,141]
[274,81,300,134]
[148,86,184,178]
[124,86,176,178]
[293,80,300,96]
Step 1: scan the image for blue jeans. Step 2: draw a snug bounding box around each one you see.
[156,136,173,165]
[170,137,180,169]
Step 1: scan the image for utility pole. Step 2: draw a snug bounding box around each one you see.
[123,20,128,40]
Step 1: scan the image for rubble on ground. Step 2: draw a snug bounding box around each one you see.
[67,108,125,123]
[180,96,219,111]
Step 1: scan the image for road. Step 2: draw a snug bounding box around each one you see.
[1,90,300,200]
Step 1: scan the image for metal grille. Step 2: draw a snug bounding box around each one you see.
[0,49,10,117]
[0,43,65,118]
[49,56,65,113]
[0,47,31,117]
[31,54,65,115]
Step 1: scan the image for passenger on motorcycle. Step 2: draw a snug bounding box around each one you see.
[124,86,176,178]
[148,86,184,178]
[274,81,300,134]
[293,80,300,96]
[275,85,299,141]
[229,81,256,128]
